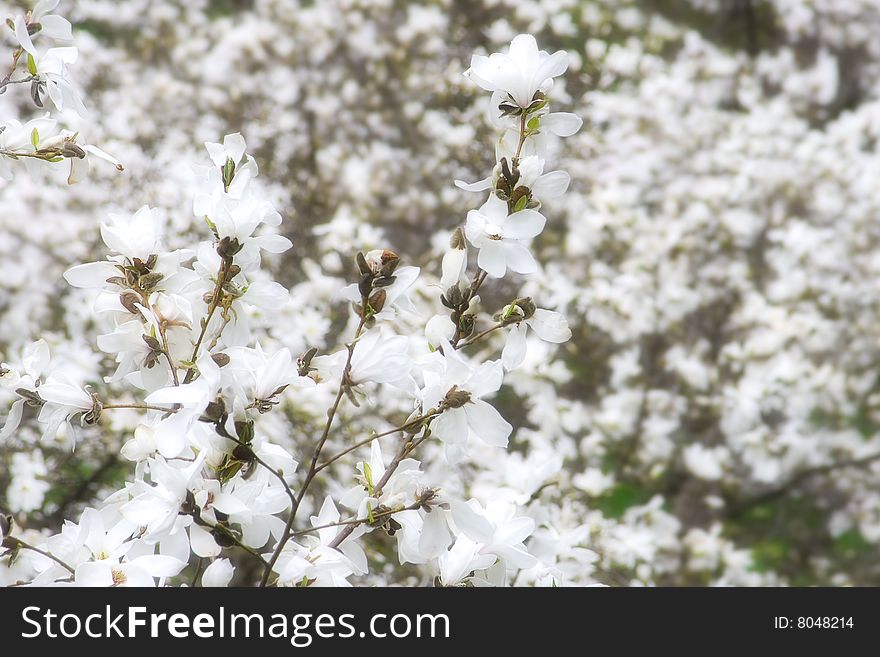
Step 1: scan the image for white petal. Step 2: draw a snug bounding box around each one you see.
[532,171,570,199]
[477,242,507,278]
[63,261,117,288]
[451,501,495,544]
[542,112,582,137]
[502,324,528,370]
[202,558,234,587]
[75,561,113,587]
[503,209,546,240]
[0,400,25,440]
[501,241,537,275]
[190,523,221,558]
[464,399,511,447]
[129,554,186,577]
[431,408,468,444]
[223,133,247,164]
[39,15,73,41]
[454,177,493,192]
[480,193,510,223]
[418,510,451,559]
[213,493,250,516]
[467,360,504,398]
[532,50,569,85]
[14,17,36,56]
[38,380,91,409]
[528,309,572,343]
[244,280,288,308]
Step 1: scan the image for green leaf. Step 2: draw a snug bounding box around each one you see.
[26,53,37,75]
[513,194,529,213]
[527,116,540,131]
[30,127,38,149]
[363,461,374,494]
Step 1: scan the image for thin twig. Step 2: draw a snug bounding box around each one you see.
[260,317,366,586]
[6,537,75,575]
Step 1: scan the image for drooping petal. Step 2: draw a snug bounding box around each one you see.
[502,323,528,370]
[500,240,537,275]
[464,399,511,447]
[477,241,507,278]
[431,408,468,444]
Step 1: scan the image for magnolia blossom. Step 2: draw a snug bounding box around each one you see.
[22,1,74,42]
[313,330,414,389]
[501,306,572,370]
[0,27,591,589]
[421,348,512,449]
[465,34,568,109]
[464,194,545,278]
[13,19,85,115]
[455,155,570,204]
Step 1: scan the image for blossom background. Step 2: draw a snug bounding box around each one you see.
[3,0,880,586]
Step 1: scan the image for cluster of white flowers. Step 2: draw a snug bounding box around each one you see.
[4,0,880,588]
[0,1,120,184]
[0,17,582,587]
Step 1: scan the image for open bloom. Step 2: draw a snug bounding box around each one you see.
[421,348,511,449]
[464,194,545,278]
[451,499,537,570]
[465,34,568,109]
[456,155,570,207]
[501,305,572,370]
[13,20,84,115]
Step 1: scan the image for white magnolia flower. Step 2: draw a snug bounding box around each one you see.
[205,132,248,169]
[35,376,98,445]
[340,265,421,321]
[99,205,163,261]
[313,330,414,389]
[120,454,206,538]
[421,348,511,448]
[13,21,84,115]
[464,194,545,278]
[455,156,569,205]
[438,535,496,586]
[339,439,422,522]
[1,339,52,440]
[501,306,572,370]
[465,34,568,109]
[22,1,74,42]
[451,499,537,570]
[74,554,186,587]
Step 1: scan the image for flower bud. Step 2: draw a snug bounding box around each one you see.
[367,289,387,314]
[441,231,467,291]
[458,313,476,338]
[119,292,140,314]
[216,236,242,258]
